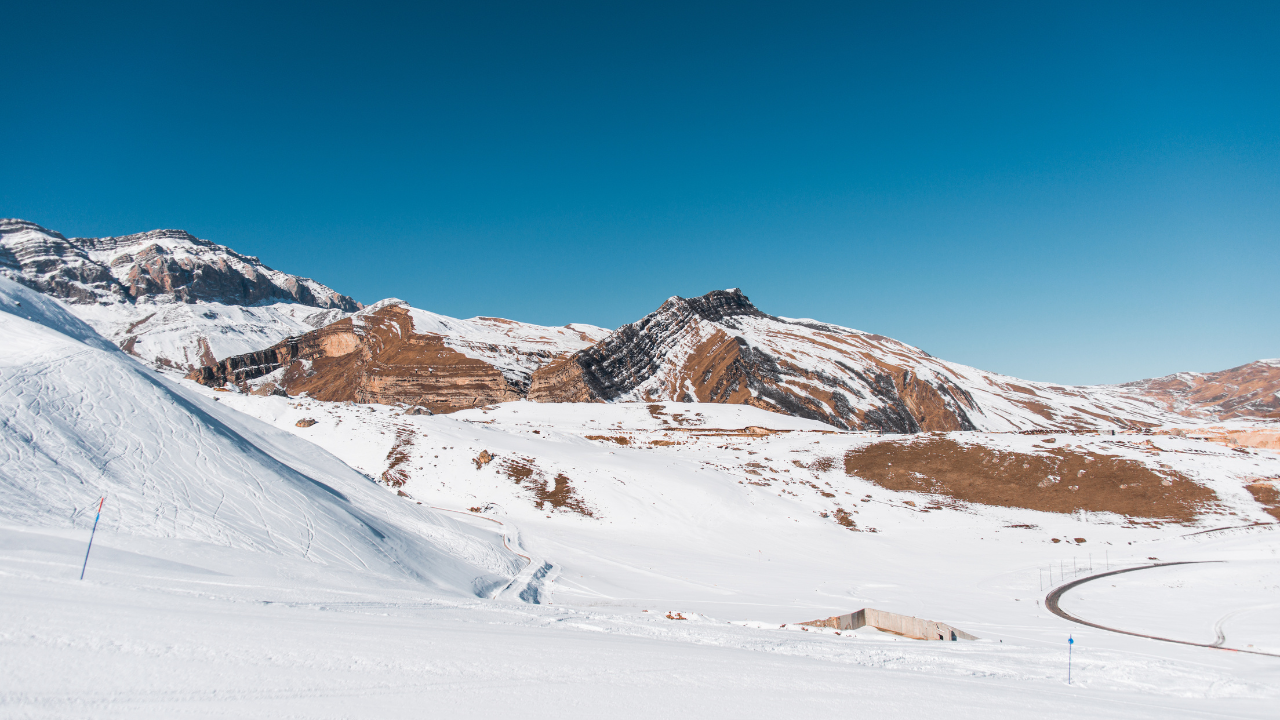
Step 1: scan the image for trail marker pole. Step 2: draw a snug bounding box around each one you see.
[80,496,105,580]
[1068,635,1074,684]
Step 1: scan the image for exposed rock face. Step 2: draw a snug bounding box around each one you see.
[1121,359,1280,420]
[529,289,1175,432]
[0,219,358,310]
[0,219,359,370]
[190,301,604,413]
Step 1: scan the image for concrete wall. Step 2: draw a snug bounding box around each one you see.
[802,608,977,641]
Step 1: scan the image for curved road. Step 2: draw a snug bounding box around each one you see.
[1045,561,1280,658]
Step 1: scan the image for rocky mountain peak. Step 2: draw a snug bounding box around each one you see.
[657,288,763,324]
[0,218,358,312]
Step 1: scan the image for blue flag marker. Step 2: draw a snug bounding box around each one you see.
[80,496,106,580]
[1068,635,1074,685]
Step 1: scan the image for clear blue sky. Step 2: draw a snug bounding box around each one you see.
[3,1,1277,384]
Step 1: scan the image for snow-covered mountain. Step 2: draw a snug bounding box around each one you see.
[8,219,1274,432]
[1121,358,1280,420]
[0,219,359,370]
[0,275,520,594]
[528,289,1178,432]
[190,298,609,411]
[191,286,1277,432]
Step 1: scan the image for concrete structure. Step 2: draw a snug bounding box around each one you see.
[800,608,978,641]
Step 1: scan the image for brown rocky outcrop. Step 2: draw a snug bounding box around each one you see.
[190,303,528,412]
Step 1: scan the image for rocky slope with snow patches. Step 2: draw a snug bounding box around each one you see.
[528,289,1178,432]
[1120,358,1280,421]
[0,219,358,371]
[0,276,521,594]
[190,299,608,411]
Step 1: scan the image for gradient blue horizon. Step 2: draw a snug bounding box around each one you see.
[3,1,1277,385]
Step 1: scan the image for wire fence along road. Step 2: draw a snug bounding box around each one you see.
[1044,561,1280,658]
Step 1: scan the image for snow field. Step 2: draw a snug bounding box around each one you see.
[1,522,1275,719]
[197,390,1280,708]
[5,275,1280,717]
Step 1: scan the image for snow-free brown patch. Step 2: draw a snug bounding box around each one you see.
[1246,481,1280,521]
[843,437,1216,523]
[499,456,594,516]
[381,426,414,488]
[585,435,631,445]
[833,508,859,531]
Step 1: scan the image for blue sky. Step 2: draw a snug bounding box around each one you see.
[3,1,1277,384]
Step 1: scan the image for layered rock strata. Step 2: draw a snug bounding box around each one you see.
[190,301,603,413]
[529,289,1174,432]
[0,219,358,310]
[191,285,1278,430]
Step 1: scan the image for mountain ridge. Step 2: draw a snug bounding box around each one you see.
[6,218,1275,430]
[0,219,360,371]
[190,287,1278,433]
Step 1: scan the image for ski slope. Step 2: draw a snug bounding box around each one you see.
[0,276,522,593]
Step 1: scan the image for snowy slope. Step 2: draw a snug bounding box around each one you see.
[72,299,349,371]
[0,219,357,371]
[0,276,521,594]
[373,299,607,387]
[200,388,1280,611]
[3,274,1278,716]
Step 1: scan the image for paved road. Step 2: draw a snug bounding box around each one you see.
[1044,561,1280,658]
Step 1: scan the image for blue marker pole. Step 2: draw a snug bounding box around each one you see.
[80,496,106,580]
[1068,635,1074,684]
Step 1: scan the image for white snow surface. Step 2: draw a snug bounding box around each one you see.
[4,279,1280,718]
[72,299,348,370]
[115,384,1275,718]
[350,298,608,386]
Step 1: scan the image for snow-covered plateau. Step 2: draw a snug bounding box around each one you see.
[2,272,1279,718]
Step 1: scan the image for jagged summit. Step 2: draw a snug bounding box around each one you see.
[656,288,765,324]
[0,218,359,311]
